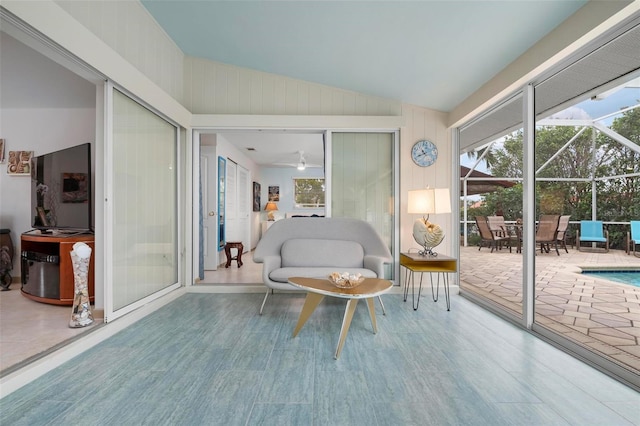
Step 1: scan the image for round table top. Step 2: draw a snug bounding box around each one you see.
[287,276,393,299]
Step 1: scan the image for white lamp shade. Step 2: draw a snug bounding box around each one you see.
[408,188,451,214]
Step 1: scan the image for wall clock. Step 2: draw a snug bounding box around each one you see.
[411,140,438,167]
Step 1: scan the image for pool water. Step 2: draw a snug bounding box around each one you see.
[582,270,640,288]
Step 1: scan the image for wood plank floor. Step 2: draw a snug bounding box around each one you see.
[1,293,638,425]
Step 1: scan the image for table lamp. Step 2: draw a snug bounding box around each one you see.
[408,188,451,256]
[264,201,278,221]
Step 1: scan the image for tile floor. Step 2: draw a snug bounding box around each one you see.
[0,256,261,374]
[460,246,640,377]
[3,247,639,395]
[0,288,103,373]
[1,293,639,425]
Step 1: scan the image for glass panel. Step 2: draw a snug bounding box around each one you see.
[112,90,178,310]
[534,77,640,378]
[331,132,395,278]
[459,120,524,317]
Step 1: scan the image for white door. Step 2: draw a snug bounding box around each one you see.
[223,161,250,253]
[225,160,238,242]
[237,165,250,252]
[201,145,218,270]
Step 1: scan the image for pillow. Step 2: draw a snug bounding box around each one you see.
[281,239,364,268]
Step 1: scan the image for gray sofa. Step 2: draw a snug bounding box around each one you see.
[253,217,393,314]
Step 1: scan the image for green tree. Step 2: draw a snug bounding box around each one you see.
[465,146,499,170]
[294,178,325,207]
[463,105,640,249]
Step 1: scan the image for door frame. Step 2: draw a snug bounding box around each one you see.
[190,120,402,286]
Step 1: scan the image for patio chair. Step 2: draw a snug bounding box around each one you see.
[627,221,640,257]
[536,215,560,255]
[475,216,511,253]
[487,215,507,238]
[576,220,609,252]
[555,215,571,253]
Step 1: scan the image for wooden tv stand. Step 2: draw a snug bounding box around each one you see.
[20,231,95,306]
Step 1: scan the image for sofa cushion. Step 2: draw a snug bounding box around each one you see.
[269,267,376,283]
[281,239,364,268]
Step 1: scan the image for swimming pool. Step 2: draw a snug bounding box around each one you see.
[582,270,640,288]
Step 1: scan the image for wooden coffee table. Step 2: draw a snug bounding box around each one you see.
[288,276,393,359]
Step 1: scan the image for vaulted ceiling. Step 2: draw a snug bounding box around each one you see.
[140,0,587,112]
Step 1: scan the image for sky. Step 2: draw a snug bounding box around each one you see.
[461,81,640,173]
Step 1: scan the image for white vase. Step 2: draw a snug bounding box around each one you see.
[69,243,94,328]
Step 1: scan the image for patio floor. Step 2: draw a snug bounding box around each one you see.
[459,245,640,376]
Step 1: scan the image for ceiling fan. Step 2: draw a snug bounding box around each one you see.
[272,151,323,169]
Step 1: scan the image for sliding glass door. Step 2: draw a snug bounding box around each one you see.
[107,87,180,319]
[458,94,525,320]
[329,131,398,280]
[457,15,640,388]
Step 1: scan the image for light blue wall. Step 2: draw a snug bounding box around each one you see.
[259,167,325,220]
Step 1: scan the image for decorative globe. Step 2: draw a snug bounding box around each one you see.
[413,218,444,254]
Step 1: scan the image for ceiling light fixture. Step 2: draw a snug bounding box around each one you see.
[297,151,306,171]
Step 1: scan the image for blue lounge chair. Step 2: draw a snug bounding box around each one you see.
[576,220,609,252]
[627,221,640,257]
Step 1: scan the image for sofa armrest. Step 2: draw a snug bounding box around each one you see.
[364,254,390,278]
[260,255,282,285]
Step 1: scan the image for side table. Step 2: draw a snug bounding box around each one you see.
[224,241,244,268]
[400,252,457,311]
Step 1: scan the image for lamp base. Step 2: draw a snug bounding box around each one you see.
[267,212,275,221]
[417,246,438,257]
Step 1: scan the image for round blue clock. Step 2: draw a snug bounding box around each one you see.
[411,140,438,167]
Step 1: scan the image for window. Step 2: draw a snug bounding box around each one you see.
[293,178,325,208]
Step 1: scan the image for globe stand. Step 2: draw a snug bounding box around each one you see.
[417,245,438,257]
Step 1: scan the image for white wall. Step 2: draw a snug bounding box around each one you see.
[185,56,402,116]
[55,0,185,106]
[400,104,451,254]
[0,108,96,273]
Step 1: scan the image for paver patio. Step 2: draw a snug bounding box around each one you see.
[459,245,640,376]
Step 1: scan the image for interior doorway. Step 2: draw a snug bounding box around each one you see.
[195,130,326,285]
[0,17,106,374]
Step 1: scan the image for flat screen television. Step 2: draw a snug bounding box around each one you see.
[30,143,92,232]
